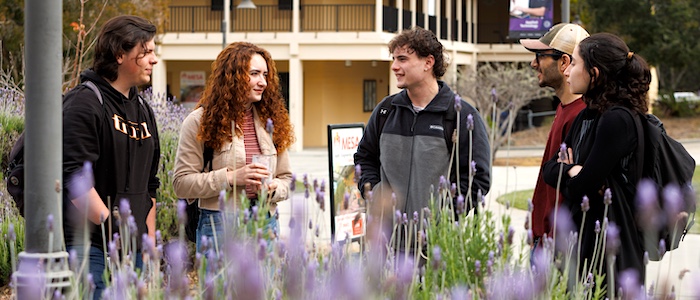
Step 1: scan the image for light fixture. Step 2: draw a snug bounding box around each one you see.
[237,0,256,9]
[345,60,352,67]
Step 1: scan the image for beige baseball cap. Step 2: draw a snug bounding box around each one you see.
[520,23,590,55]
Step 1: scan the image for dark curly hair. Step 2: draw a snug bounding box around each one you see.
[93,15,157,82]
[388,27,448,78]
[196,42,295,152]
[577,33,651,114]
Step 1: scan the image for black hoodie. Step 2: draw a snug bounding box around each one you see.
[62,70,161,251]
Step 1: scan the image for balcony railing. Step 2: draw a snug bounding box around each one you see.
[168,4,372,33]
[167,4,472,42]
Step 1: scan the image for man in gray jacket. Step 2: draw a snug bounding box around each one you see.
[354,27,491,253]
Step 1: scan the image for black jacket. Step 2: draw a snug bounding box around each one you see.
[354,81,491,218]
[543,106,645,279]
[62,70,160,250]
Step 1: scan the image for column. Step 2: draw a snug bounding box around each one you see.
[151,54,167,100]
[289,47,304,151]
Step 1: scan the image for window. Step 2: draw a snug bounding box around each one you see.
[363,80,377,112]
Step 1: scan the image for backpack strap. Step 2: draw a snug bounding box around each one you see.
[443,99,457,150]
[627,107,645,182]
[82,81,104,105]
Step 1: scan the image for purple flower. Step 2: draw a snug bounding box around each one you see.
[46,214,54,232]
[466,114,474,131]
[290,173,297,192]
[439,175,447,191]
[177,199,187,225]
[456,195,465,214]
[454,94,463,111]
[266,118,274,134]
[581,196,590,212]
[507,226,515,244]
[258,239,267,261]
[474,260,481,277]
[636,179,661,231]
[603,188,612,205]
[559,143,568,161]
[118,199,131,220]
[413,211,419,223]
[606,222,621,255]
[618,269,641,300]
[663,184,683,225]
[658,239,667,259]
[431,246,442,270]
[491,88,498,102]
[595,220,601,234]
[470,160,477,175]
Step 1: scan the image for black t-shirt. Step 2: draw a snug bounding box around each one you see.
[529,0,550,8]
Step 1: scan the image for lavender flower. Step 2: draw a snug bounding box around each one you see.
[606,222,621,255]
[603,188,612,205]
[474,260,481,277]
[290,173,297,192]
[456,195,465,214]
[470,160,477,175]
[559,143,568,161]
[581,196,590,212]
[177,199,187,225]
[595,220,601,234]
[466,114,474,131]
[618,269,641,299]
[663,184,683,225]
[658,240,667,259]
[413,211,419,223]
[454,94,462,111]
[46,214,54,232]
[431,246,442,270]
[266,118,274,134]
[117,199,131,220]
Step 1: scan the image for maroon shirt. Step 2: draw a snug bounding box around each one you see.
[531,97,586,239]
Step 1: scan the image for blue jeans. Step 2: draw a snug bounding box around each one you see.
[67,245,143,300]
[68,245,106,300]
[196,208,279,254]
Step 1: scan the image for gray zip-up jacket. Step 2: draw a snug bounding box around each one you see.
[355,81,491,220]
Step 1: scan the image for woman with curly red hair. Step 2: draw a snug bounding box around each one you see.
[173,42,295,252]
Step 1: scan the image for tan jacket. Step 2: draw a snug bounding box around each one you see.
[173,107,292,212]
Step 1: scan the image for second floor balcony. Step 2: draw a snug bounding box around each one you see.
[167,4,476,43]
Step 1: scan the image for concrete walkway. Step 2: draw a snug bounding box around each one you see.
[278,140,700,298]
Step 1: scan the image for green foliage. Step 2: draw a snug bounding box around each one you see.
[580,0,700,93]
[652,93,700,117]
[496,188,534,211]
[154,131,180,243]
[0,192,24,286]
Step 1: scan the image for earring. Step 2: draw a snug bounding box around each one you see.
[424,68,428,71]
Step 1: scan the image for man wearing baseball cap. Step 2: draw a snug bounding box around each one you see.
[520,23,589,252]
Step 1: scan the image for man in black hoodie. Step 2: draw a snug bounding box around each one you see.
[62,15,160,299]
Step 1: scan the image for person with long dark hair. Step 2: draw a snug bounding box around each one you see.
[542,32,651,284]
[173,42,295,252]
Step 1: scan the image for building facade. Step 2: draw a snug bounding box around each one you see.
[155,0,561,150]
